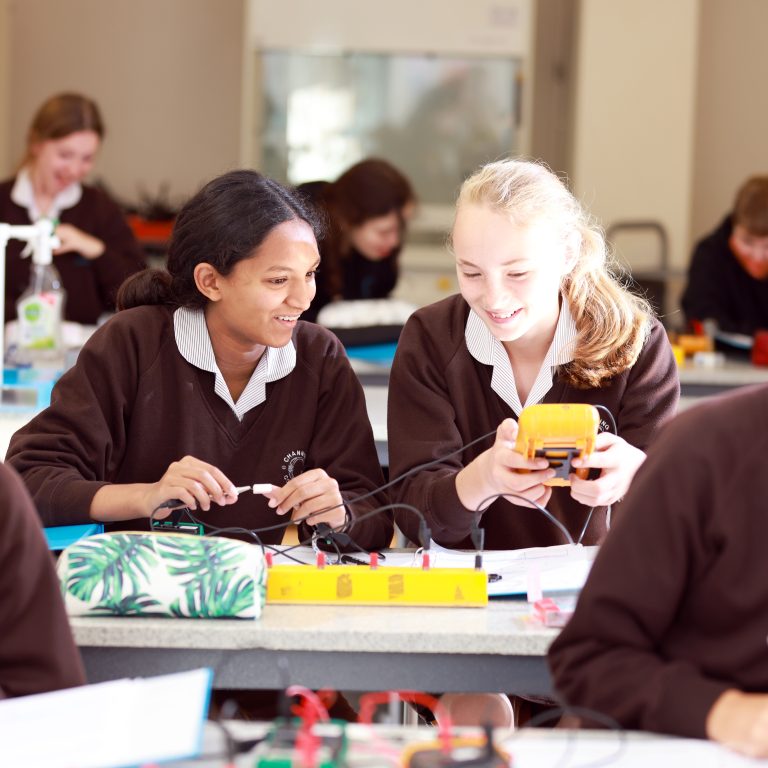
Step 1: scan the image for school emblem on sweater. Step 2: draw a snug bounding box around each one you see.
[282,449,306,481]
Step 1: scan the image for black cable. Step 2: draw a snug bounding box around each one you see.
[149,403,617,556]
[216,430,497,542]
[291,503,430,553]
[149,503,276,560]
[574,404,616,545]
[594,404,618,435]
[473,492,574,545]
[145,428,496,551]
[268,401,618,547]
[576,507,595,545]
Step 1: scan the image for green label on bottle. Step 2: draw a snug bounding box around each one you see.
[18,292,63,351]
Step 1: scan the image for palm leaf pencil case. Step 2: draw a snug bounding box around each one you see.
[57,531,266,619]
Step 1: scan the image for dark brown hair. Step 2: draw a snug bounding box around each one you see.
[21,93,104,167]
[117,169,323,311]
[314,158,415,297]
[733,176,768,236]
[326,158,414,227]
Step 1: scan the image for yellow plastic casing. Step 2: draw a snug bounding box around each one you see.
[402,737,509,768]
[514,403,600,486]
[266,564,488,607]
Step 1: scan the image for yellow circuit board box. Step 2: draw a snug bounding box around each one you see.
[265,564,488,607]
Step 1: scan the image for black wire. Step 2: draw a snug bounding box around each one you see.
[190,716,266,763]
[289,503,428,554]
[258,402,617,545]
[594,404,618,435]
[149,503,271,557]
[148,403,616,555]
[576,507,595,545]
[474,492,575,546]
[144,419,558,548]
[573,404,616,545]
[232,429,499,539]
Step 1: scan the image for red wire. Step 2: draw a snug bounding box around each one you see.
[358,691,454,753]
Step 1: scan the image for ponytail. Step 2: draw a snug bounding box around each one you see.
[116,268,175,311]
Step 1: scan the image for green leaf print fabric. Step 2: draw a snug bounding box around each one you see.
[56,532,266,619]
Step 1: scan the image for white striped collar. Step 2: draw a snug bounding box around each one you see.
[173,306,296,421]
[465,299,578,416]
[11,166,83,222]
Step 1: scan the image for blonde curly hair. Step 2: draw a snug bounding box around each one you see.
[456,158,651,388]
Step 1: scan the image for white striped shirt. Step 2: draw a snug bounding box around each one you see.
[465,300,578,416]
[173,306,296,421]
[11,166,83,222]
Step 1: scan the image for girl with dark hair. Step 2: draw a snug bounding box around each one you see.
[0,92,146,323]
[7,169,392,551]
[300,158,415,321]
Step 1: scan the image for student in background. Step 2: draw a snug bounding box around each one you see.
[682,175,768,336]
[0,92,146,324]
[6,169,392,553]
[388,158,679,553]
[0,461,85,698]
[549,384,768,758]
[300,158,415,322]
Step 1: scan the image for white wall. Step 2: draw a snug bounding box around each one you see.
[0,0,9,174]
[247,0,531,56]
[692,0,768,240]
[571,0,700,279]
[4,0,768,292]
[4,0,244,207]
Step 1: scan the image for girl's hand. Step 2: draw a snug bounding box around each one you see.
[143,455,239,517]
[266,469,346,529]
[569,432,646,507]
[54,223,105,260]
[456,418,555,512]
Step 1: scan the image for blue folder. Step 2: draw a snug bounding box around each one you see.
[345,342,398,366]
[45,523,103,551]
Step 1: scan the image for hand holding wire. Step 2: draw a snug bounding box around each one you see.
[456,418,554,512]
[159,482,274,511]
[146,455,238,516]
[266,469,346,528]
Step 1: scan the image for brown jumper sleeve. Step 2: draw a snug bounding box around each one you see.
[548,388,768,738]
[0,462,85,697]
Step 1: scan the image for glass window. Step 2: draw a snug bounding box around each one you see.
[260,50,521,207]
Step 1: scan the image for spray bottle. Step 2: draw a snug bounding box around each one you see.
[15,219,66,366]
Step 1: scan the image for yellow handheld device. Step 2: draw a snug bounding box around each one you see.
[514,403,599,486]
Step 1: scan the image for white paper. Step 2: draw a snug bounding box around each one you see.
[0,668,211,768]
[502,730,768,767]
[427,542,598,597]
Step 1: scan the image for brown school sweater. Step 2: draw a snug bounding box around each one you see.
[0,461,85,698]
[387,294,679,549]
[548,384,768,739]
[6,305,392,550]
[0,178,147,324]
